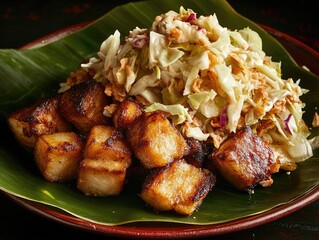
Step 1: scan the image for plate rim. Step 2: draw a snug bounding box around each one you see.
[4,185,319,238]
[1,21,319,238]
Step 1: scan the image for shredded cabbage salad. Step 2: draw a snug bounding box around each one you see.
[72,7,313,170]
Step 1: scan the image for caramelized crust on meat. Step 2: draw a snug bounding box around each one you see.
[126,111,189,169]
[77,158,128,196]
[59,79,111,133]
[84,125,132,164]
[34,132,84,182]
[212,126,279,193]
[184,138,213,168]
[77,125,132,196]
[7,96,71,149]
[113,98,144,131]
[141,159,215,215]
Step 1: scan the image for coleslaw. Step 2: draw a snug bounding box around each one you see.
[65,7,313,171]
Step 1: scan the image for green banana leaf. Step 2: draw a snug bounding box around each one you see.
[0,0,318,226]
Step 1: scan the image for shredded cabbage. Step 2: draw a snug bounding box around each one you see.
[145,102,192,125]
[72,6,313,167]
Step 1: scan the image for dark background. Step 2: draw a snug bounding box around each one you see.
[0,0,318,52]
[0,1,318,240]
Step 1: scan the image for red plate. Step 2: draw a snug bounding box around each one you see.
[4,23,319,239]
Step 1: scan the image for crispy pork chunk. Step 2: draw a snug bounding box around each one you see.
[184,138,213,168]
[7,96,71,149]
[126,111,189,169]
[59,79,111,133]
[140,159,215,215]
[212,126,280,193]
[83,125,132,163]
[77,158,129,196]
[77,125,132,196]
[112,98,143,131]
[34,132,83,182]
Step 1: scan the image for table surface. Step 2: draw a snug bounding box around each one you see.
[0,1,318,239]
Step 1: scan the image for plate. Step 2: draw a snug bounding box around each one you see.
[0,0,319,238]
[4,180,319,238]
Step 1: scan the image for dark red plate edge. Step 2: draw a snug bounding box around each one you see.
[260,24,319,59]
[19,21,91,50]
[4,186,319,239]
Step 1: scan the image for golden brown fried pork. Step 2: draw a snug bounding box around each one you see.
[212,126,280,193]
[59,79,111,133]
[83,125,132,163]
[7,96,72,149]
[184,137,214,168]
[77,158,129,196]
[126,111,189,169]
[141,158,215,215]
[77,125,132,196]
[34,132,84,182]
[112,98,144,131]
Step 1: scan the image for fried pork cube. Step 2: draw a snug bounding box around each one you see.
[112,98,143,131]
[184,138,213,168]
[83,125,132,163]
[126,111,189,169]
[34,132,83,182]
[59,79,111,133]
[77,125,132,196]
[77,158,129,196]
[7,97,71,149]
[140,159,215,215]
[212,126,280,193]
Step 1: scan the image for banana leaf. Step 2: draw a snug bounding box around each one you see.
[0,0,318,226]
